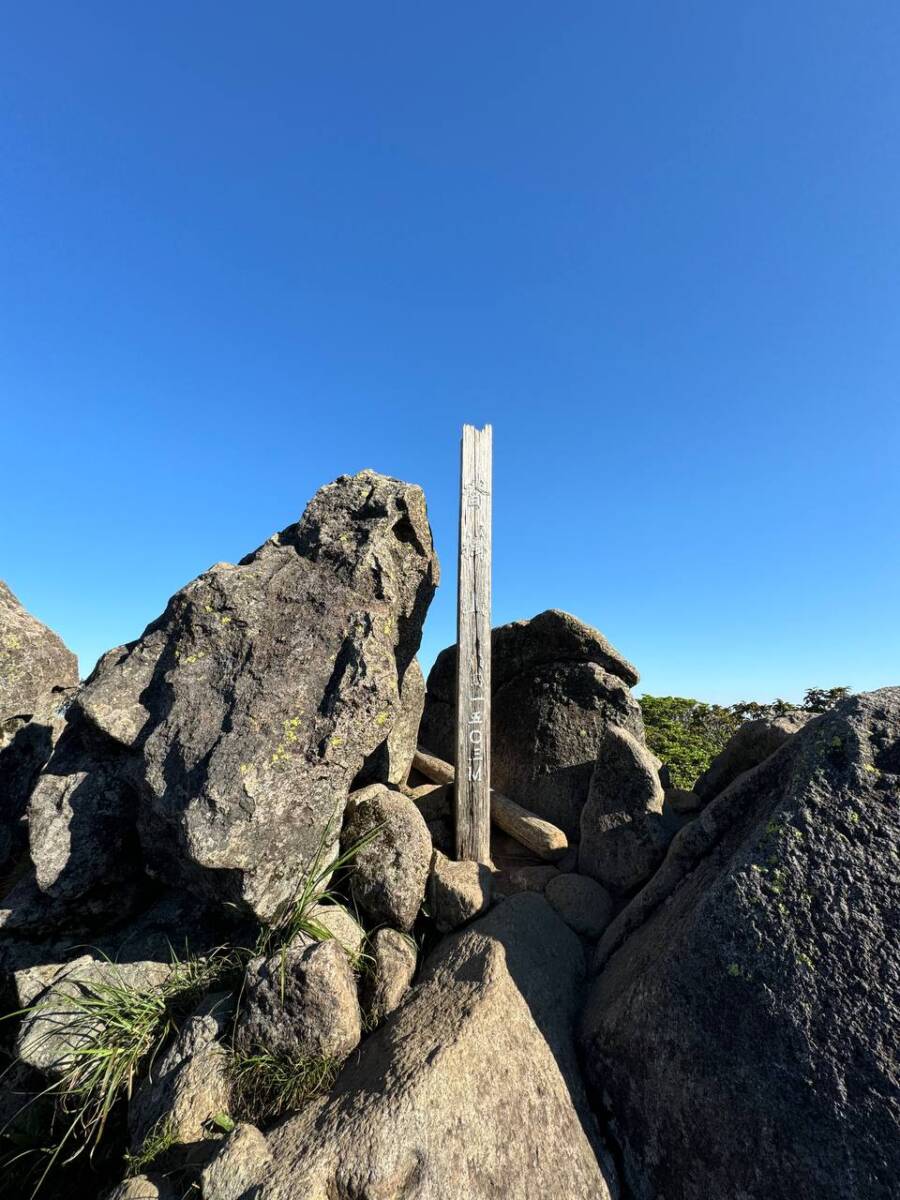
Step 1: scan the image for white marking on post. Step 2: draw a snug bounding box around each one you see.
[455,423,492,862]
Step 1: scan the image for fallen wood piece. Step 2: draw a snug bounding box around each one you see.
[489,789,568,862]
[412,748,455,786]
[412,748,568,862]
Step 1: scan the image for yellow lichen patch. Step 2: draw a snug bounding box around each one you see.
[271,744,290,767]
[330,736,343,748]
[374,711,389,727]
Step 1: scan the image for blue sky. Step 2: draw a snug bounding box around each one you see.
[2,3,898,703]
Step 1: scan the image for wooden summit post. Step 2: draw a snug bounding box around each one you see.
[455,423,492,862]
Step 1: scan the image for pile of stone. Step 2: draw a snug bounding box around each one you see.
[1,470,897,1200]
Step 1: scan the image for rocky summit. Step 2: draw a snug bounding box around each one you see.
[0,471,897,1200]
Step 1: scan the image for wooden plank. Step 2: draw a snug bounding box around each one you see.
[413,747,568,862]
[455,424,492,862]
[489,788,569,862]
[412,747,455,786]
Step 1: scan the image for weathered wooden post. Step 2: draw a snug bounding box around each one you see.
[455,423,492,862]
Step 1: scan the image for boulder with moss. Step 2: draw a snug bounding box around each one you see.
[580,689,900,1200]
[11,472,438,928]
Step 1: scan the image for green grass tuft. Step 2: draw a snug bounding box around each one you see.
[228,1047,339,1124]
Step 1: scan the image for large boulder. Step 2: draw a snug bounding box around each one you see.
[693,710,811,802]
[421,611,643,837]
[578,725,669,894]
[0,581,78,727]
[246,893,616,1199]
[15,472,438,925]
[422,609,639,704]
[580,688,900,1200]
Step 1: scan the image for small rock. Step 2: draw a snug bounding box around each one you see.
[406,781,452,822]
[545,873,614,939]
[16,955,172,1078]
[201,1123,272,1200]
[128,992,234,1160]
[236,938,361,1064]
[493,862,559,897]
[364,927,418,1025]
[343,785,432,930]
[665,787,702,814]
[304,902,365,961]
[104,1175,177,1200]
[579,725,669,894]
[428,850,492,932]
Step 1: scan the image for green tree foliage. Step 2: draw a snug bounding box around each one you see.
[640,687,851,791]
[639,696,741,790]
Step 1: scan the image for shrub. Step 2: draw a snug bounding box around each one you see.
[640,687,851,790]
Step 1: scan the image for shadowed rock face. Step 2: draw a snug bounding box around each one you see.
[0,686,75,890]
[579,724,668,894]
[0,584,78,889]
[13,472,438,925]
[580,688,900,1200]
[241,893,616,1200]
[692,710,811,802]
[420,611,643,837]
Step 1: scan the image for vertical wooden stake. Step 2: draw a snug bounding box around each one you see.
[455,423,492,862]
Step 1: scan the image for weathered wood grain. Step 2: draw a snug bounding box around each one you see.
[455,424,492,862]
[413,747,568,862]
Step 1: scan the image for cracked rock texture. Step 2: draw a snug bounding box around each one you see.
[580,689,900,1200]
[14,472,439,924]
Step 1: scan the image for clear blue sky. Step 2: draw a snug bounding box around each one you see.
[2,3,898,703]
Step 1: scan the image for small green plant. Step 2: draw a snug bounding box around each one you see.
[640,688,852,790]
[251,816,382,999]
[228,1047,339,1124]
[123,1115,177,1175]
[2,946,237,1198]
[207,1111,235,1135]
